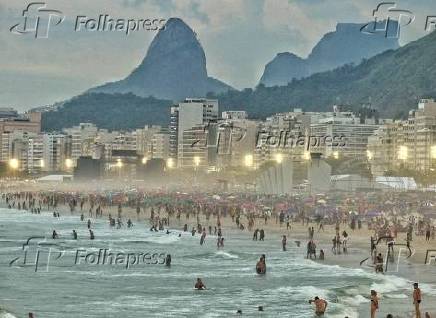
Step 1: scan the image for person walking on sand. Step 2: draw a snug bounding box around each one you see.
[370,290,379,318]
[413,282,422,318]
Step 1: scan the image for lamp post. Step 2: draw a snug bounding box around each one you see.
[193,156,200,184]
[275,153,283,164]
[244,154,253,168]
[116,159,123,178]
[166,158,175,170]
[65,158,73,172]
[9,159,19,179]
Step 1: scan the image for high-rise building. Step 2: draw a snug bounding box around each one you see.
[63,123,98,165]
[0,111,41,163]
[169,98,219,167]
[42,133,70,172]
[310,106,384,158]
[151,129,170,160]
[136,125,163,159]
[368,99,436,174]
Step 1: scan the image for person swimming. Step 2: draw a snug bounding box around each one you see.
[194,278,206,290]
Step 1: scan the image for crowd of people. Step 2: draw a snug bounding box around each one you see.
[1,188,435,317]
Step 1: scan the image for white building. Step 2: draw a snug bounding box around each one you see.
[169,98,219,168]
[63,123,98,165]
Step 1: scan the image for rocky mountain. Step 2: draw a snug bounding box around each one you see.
[260,22,399,87]
[89,18,233,100]
[259,53,308,87]
[214,29,436,118]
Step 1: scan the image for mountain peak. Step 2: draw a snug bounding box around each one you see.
[260,21,399,86]
[89,17,232,100]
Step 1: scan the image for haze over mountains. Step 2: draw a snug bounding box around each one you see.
[259,22,399,87]
[41,18,436,131]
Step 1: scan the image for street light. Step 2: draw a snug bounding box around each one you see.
[193,156,200,167]
[366,150,373,160]
[303,151,311,160]
[166,158,175,169]
[332,151,339,160]
[9,158,19,170]
[116,159,123,178]
[9,159,19,179]
[40,159,45,168]
[431,146,436,159]
[142,157,148,165]
[65,158,73,169]
[275,153,283,164]
[244,154,253,167]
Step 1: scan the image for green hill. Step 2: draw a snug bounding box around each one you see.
[42,93,172,131]
[215,30,436,118]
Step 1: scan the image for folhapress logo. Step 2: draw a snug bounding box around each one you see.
[10,2,166,39]
[10,2,65,39]
[360,2,415,38]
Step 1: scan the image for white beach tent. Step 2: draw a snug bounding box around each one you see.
[36,175,73,183]
[375,176,417,191]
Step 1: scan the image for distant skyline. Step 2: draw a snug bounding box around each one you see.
[1,0,435,110]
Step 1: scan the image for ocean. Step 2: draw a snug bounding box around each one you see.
[0,208,434,318]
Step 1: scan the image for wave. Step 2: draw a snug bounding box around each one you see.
[0,309,17,318]
[214,251,239,259]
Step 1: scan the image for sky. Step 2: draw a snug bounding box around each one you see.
[1,0,435,111]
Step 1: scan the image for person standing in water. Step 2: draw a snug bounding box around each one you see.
[309,296,328,316]
[282,235,287,251]
[413,282,422,318]
[256,254,266,274]
[165,254,171,267]
[370,290,379,318]
[72,230,77,240]
[200,229,206,245]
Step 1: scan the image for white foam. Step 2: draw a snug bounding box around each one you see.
[214,251,239,259]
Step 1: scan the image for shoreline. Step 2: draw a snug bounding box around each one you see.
[1,186,436,317]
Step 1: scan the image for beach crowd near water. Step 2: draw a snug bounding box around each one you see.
[1,182,436,317]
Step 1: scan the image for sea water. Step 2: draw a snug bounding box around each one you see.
[0,208,433,318]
